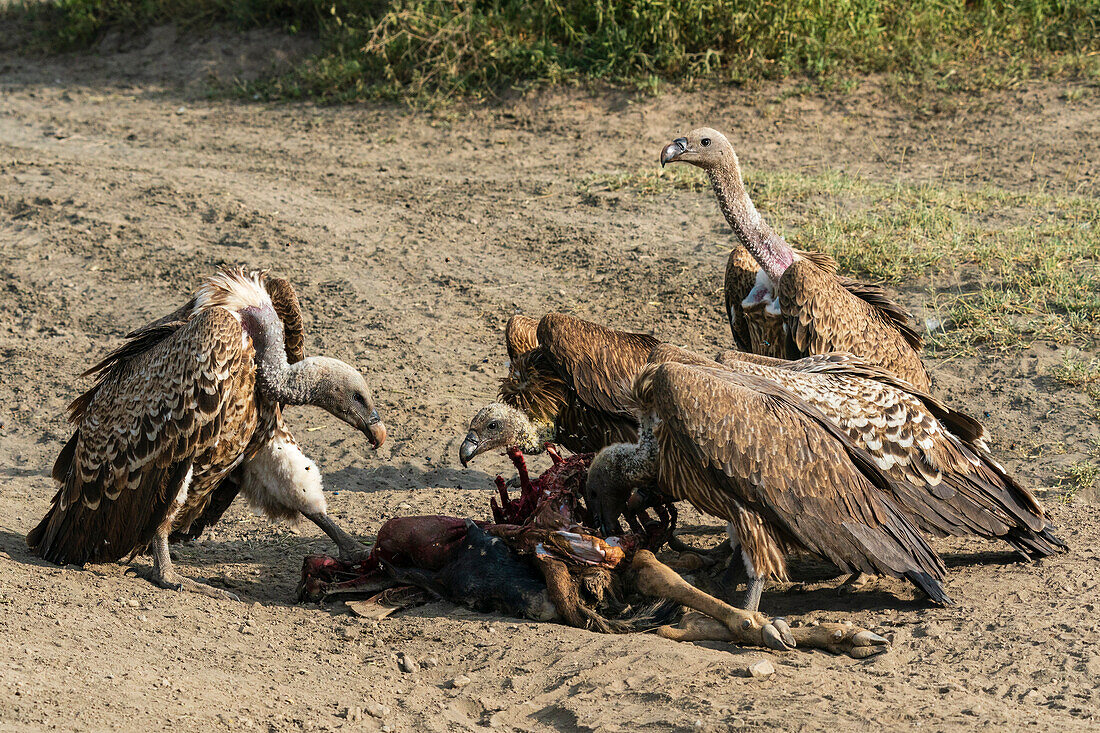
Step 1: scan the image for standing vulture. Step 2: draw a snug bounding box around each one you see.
[459,312,659,465]
[662,128,931,392]
[28,268,387,599]
[584,360,951,611]
[650,344,1064,560]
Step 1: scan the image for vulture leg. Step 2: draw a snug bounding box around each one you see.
[657,613,889,659]
[303,511,372,563]
[742,577,765,613]
[630,550,795,651]
[137,531,239,601]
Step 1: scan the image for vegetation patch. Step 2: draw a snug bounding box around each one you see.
[4,0,1100,100]
[585,164,1100,353]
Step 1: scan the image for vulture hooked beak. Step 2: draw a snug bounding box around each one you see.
[660,137,689,167]
[365,410,387,449]
[458,432,480,467]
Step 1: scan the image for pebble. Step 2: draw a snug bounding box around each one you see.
[747,660,775,679]
[344,706,362,723]
[126,599,139,608]
[423,656,439,668]
[398,653,417,673]
[366,702,389,718]
[450,674,472,689]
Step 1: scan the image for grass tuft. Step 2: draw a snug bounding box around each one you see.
[4,0,1100,100]
[1058,460,1099,502]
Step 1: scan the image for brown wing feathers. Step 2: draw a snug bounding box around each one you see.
[498,313,659,453]
[505,314,540,361]
[643,362,949,602]
[265,275,306,364]
[29,307,250,565]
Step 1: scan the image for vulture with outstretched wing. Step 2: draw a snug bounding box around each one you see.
[647,344,1064,560]
[664,128,930,391]
[459,312,659,465]
[586,360,951,611]
[28,268,387,599]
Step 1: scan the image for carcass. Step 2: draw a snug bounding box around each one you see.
[298,450,887,658]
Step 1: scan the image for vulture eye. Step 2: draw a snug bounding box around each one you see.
[487,420,501,431]
[354,393,367,405]
[701,138,711,147]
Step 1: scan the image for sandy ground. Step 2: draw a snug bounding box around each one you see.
[1,28,1099,732]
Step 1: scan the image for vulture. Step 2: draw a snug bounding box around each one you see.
[464,312,1062,563]
[661,127,932,392]
[650,344,1064,560]
[28,268,387,599]
[459,312,659,466]
[583,359,951,612]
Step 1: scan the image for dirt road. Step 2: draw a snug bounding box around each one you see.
[1,30,1098,732]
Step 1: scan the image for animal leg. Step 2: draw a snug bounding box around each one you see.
[656,613,888,659]
[303,511,372,563]
[631,550,794,651]
[506,447,532,492]
[742,577,765,613]
[839,572,878,594]
[135,531,239,601]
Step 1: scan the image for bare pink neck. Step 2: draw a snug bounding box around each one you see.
[707,158,794,282]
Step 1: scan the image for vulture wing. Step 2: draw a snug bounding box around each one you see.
[537,313,660,417]
[265,275,306,364]
[171,274,308,543]
[695,348,1060,555]
[640,362,948,600]
[505,315,540,361]
[836,277,923,350]
[723,247,760,352]
[28,307,252,565]
[777,257,931,391]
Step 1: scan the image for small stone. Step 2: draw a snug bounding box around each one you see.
[126,599,140,608]
[423,656,439,668]
[450,674,472,689]
[747,660,775,679]
[398,653,417,673]
[365,701,388,718]
[344,706,362,722]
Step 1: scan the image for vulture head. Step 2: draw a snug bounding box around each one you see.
[660,127,736,170]
[459,402,538,467]
[300,356,387,448]
[583,445,636,535]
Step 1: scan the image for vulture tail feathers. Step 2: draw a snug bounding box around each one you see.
[29,459,191,566]
[904,570,953,606]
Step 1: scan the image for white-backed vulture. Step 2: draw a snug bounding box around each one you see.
[584,360,951,611]
[459,312,659,465]
[28,268,387,599]
[662,128,931,391]
[648,344,1064,560]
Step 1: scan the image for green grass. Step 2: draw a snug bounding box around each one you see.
[4,0,1100,101]
[584,165,1100,353]
[1058,460,1099,502]
[1054,354,1100,405]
